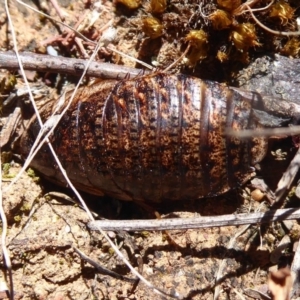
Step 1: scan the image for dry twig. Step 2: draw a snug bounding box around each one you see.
[88,207,300,232]
[214,224,251,300]
[246,3,300,36]
[291,238,300,298]
[0,51,146,79]
[275,147,300,202]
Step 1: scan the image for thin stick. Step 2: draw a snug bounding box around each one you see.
[214,224,251,300]
[226,283,247,300]
[226,126,300,139]
[107,45,154,70]
[0,148,13,300]
[0,51,147,79]
[73,246,179,299]
[246,3,300,37]
[234,0,273,16]
[15,0,96,44]
[163,43,191,72]
[48,0,66,21]
[88,207,300,232]
[275,147,300,202]
[291,237,300,298]
[72,246,137,283]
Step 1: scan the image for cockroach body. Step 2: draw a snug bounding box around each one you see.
[20,73,299,203]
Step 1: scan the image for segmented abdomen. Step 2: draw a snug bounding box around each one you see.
[21,74,267,202]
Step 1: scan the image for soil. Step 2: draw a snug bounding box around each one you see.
[1,0,300,299]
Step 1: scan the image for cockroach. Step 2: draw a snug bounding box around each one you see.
[20,73,300,203]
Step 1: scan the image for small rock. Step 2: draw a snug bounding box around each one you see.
[251,189,265,202]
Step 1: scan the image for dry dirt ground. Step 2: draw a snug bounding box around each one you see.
[1,0,300,299]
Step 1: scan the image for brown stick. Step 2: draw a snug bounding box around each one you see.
[0,51,147,79]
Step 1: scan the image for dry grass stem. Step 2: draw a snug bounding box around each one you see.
[246,3,300,36]
[88,207,300,231]
[226,126,300,139]
[275,147,300,202]
[214,224,251,299]
[15,0,96,44]
[107,45,154,70]
[234,0,272,16]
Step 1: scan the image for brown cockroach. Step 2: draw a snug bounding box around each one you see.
[19,72,300,203]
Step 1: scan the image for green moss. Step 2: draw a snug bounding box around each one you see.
[140,231,150,238]
[26,168,36,178]
[14,215,22,222]
[20,204,31,212]
[26,168,40,182]
[2,163,11,175]
[290,229,300,240]
[108,247,115,255]
[0,75,17,94]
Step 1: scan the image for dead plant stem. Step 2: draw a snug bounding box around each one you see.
[88,207,300,231]
[0,51,147,79]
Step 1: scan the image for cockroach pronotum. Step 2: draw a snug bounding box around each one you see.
[20,73,300,203]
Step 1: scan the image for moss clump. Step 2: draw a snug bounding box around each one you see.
[150,0,167,14]
[2,163,11,175]
[119,0,299,81]
[14,215,22,223]
[26,168,36,178]
[116,0,141,9]
[269,1,295,25]
[0,75,17,95]
[142,17,163,39]
[230,23,260,51]
[2,163,16,178]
